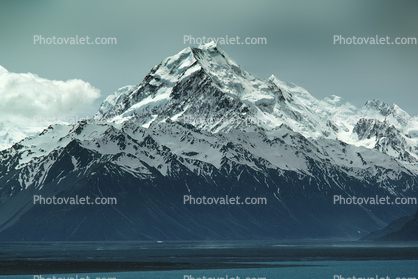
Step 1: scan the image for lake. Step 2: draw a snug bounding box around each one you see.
[1,241,417,279]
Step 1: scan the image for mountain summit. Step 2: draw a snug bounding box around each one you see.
[95,43,336,137]
[0,43,417,241]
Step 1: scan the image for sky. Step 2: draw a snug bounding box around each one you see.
[0,0,417,123]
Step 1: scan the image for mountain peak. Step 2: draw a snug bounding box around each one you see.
[95,44,344,138]
[95,44,415,144]
[160,42,227,76]
[364,99,392,116]
[363,99,411,128]
[197,40,218,50]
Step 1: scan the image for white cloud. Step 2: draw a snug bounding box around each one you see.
[0,65,101,120]
[0,65,101,150]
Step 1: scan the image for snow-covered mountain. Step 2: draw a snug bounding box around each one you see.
[0,42,417,241]
[95,42,338,139]
[0,121,46,151]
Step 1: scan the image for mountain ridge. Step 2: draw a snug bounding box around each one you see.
[0,42,417,241]
[362,208,418,241]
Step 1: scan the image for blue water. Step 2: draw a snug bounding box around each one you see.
[4,260,418,279]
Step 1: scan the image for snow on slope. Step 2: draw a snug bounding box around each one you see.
[0,122,42,151]
[94,42,418,176]
[95,42,340,139]
[2,42,418,186]
[269,75,418,158]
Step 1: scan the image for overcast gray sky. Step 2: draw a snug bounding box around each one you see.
[1,0,417,118]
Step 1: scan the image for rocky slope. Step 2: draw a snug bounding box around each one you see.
[0,42,417,241]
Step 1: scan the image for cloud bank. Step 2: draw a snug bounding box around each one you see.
[0,65,101,150]
[0,65,100,121]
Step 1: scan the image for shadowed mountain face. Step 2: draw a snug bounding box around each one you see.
[362,208,418,241]
[0,43,418,241]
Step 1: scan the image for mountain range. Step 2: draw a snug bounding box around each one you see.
[0,42,417,241]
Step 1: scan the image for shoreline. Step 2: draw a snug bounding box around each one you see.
[1,241,418,275]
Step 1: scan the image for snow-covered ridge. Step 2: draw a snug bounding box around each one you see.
[93,42,418,174]
[94,43,340,138]
[2,42,417,180]
[96,42,418,141]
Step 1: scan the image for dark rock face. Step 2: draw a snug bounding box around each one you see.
[362,208,418,241]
